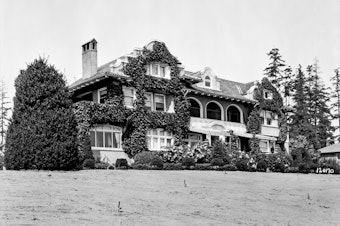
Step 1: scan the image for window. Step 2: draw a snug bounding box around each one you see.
[259,140,268,152]
[145,93,152,111]
[98,88,107,103]
[155,94,165,111]
[160,65,166,78]
[189,99,201,117]
[261,110,276,126]
[152,64,158,75]
[264,90,272,99]
[90,125,122,149]
[184,133,203,147]
[227,106,241,123]
[147,129,173,150]
[206,102,222,120]
[144,93,165,112]
[149,63,169,78]
[205,76,211,87]
[123,87,134,108]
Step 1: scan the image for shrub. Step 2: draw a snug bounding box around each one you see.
[163,163,183,170]
[116,158,128,169]
[150,156,164,170]
[134,151,155,165]
[194,164,211,170]
[319,159,340,174]
[94,162,111,169]
[220,164,237,171]
[287,167,299,173]
[211,140,229,164]
[236,158,249,171]
[272,161,286,173]
[83,159,95,169]
[211,158,225,167]
[256,159,267,172]
[131,164,150,170]
[298,163,310,174]
[5,58,80,170]
[182,157,195,168]
[184,143,212,163]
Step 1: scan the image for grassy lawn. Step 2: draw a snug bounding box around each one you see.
[0,170,339,226]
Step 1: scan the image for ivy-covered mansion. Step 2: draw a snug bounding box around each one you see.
[69,39,288,163]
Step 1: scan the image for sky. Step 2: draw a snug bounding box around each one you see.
[0,0,339,107]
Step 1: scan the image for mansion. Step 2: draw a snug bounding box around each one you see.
[69,39,286,163]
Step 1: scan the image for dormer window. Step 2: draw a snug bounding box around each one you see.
[205,76,211,87]
[148,63,169,79]
[264,90,272,99]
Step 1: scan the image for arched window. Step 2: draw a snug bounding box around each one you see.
[205,76,211,87]
[206,102,222,120]
[227,106,241,123]
[189,99,201,117]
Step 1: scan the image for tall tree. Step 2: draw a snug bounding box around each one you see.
[0,80,11,144]
[331,67,340,141]
[5,58,80,170]
[264,48,287,90]
[305,60,333,149]
[290,65,314,139]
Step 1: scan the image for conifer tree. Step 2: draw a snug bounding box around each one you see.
[331,68,340,141]
[290,65,314,139]
[305,60,333,149]
[5,58,80,170]
[0,80,11,145]
[264,48,287,90]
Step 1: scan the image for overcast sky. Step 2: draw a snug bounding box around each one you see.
[1,0,339,105]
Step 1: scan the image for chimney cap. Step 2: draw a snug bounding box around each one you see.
[82,38,97,47]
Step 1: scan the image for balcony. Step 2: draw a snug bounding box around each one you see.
[261,125,280,137]
[189,117,247,135]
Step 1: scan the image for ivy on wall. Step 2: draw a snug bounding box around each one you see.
[73,41,190,159]
[246,77,288,152]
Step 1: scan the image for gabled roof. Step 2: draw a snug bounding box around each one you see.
[319,143,340,154]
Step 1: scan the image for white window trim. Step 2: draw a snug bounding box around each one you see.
[90,125,123,151]
[98,87,107,103]
[122,86,135,108]
[147,128,173,151]
[261,110,277,127]
[154,94,166,112]
[263,89,273,100]
[145,93,166,112]
[185,133,203,147]
[260,140,275,153]
[148,63,170,79]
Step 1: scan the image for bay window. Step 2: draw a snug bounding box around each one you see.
[147,129,173,150]
[90,125,122,150]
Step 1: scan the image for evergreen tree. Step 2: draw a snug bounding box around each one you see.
[331,68,340,141]
[4,58,80,170]
[305,60,333,149]
[290,65,314,139]
[264,48,287,90]
[0,80,11,145]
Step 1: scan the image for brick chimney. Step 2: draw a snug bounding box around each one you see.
[82,39,97,78]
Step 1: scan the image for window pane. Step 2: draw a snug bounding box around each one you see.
[159,130,164,136]
[99,89,107,103]
[153,138,158,150]
[152,64,158,75]
[160,66,166,77]
[156,103,164,111]
[152,130,157,135]
[124,97,133,107]
[90,131,95,147]
[160,138,165,147]
[96,132,103,147]
[105,132,112,148]
[147,137,151,149]
[155,95,165,111]
[145,93,152,110]
[166,139,171,146]
[112,132,118,148]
